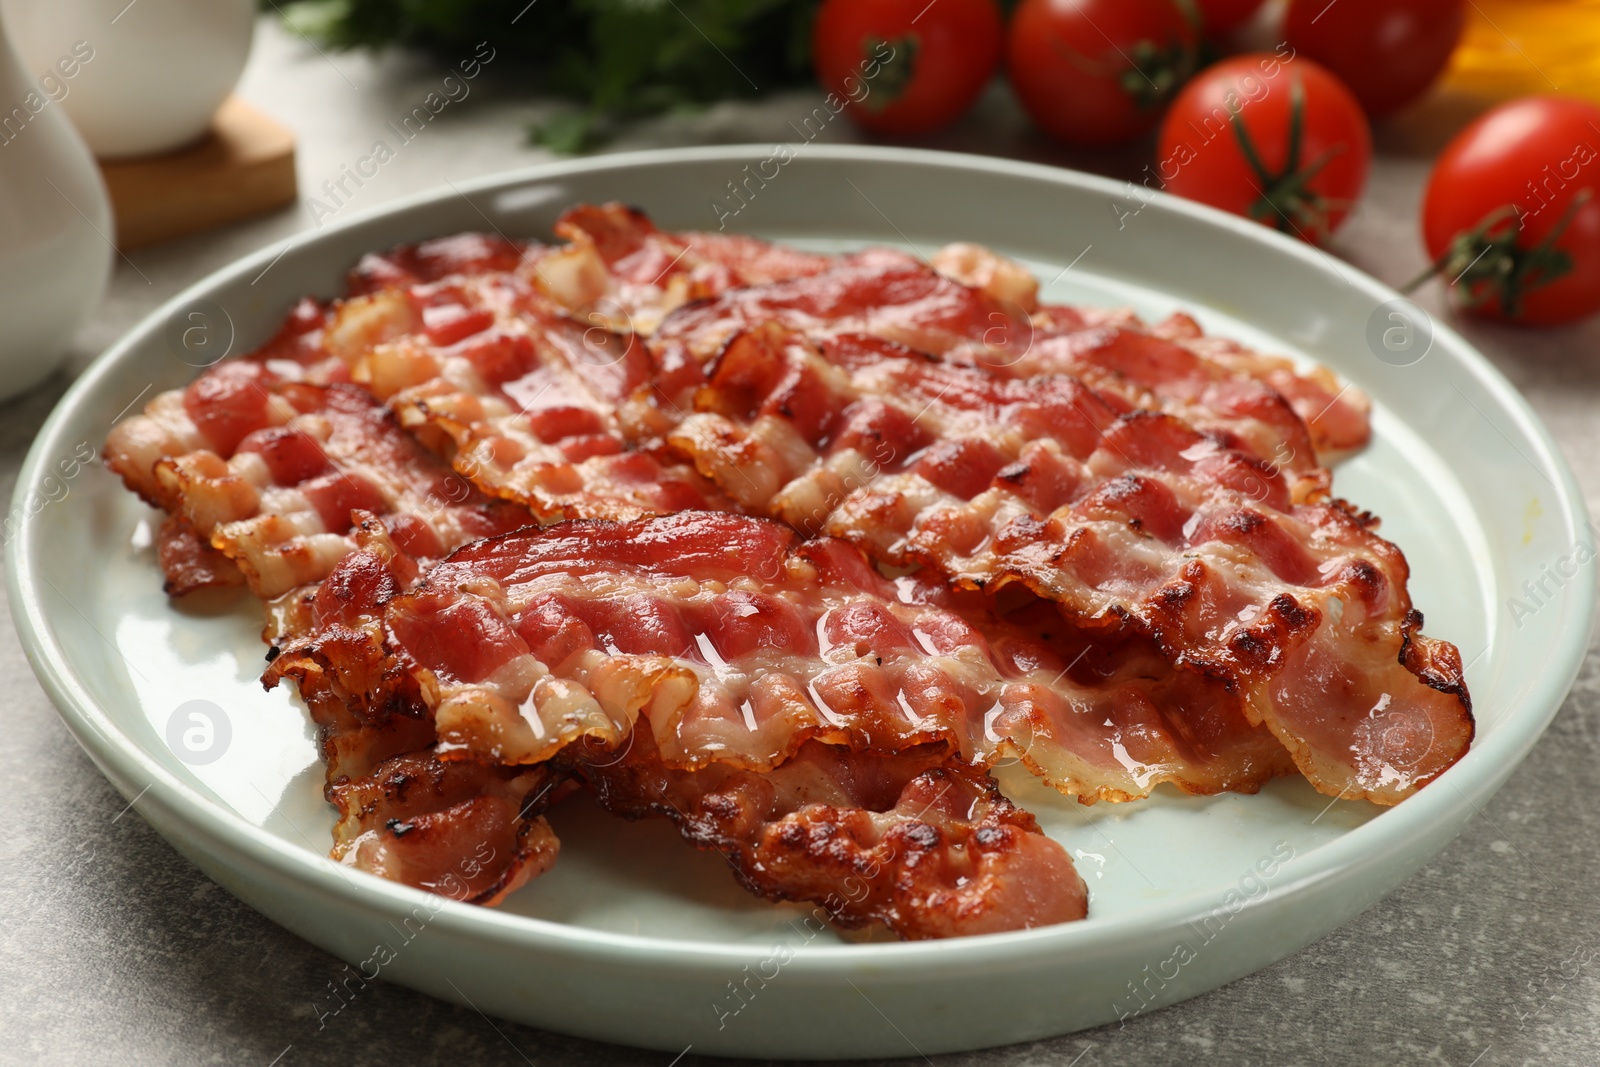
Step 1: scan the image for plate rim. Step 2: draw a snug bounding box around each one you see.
[10,143,1595,973]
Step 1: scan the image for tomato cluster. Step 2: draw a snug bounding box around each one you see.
[812,0,1600,325]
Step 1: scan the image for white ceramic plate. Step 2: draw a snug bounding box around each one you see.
[10,147,1593,1059]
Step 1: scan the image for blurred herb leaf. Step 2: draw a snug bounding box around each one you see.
[528,109,603,153]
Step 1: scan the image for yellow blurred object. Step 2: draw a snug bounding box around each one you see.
[1445,0,1600,101]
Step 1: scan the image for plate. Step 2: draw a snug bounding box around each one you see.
[9,146,1593,1059]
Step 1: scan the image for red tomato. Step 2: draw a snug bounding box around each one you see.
[1285,0,1465,118]
[1420,96,1600,325]
[1156,53,1371,243]
[1007,0,1199,147]
[812,0,1003,135]
[1193,0,1268,35]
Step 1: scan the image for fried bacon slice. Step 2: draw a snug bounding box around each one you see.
[323,262,728,521]
[664,327,1472,805]
[638,249,1012,433]
[109,215,802,558]
[928,240,1369,461]
[574,732,1087,940]
[265,560,561,905]
[531,202,836,335]
[269,511,1291,803]
[636,248,1364,494]
[120,379,535,598]
[323,204,830,518]
[108,232,558,512]
[106,225,744,596]
[105,297,344,510]
[994,307,1371,466]
[946,317,1329,501]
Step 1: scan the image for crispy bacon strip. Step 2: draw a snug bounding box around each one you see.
[532,202,836,335]
[105,297,343,509]
[108,232,555,510]
[637,249,1011,434]
[1145,310,1371,459]
[264,553,561,904]
[269,511,1290,803]
[946,317,1328,501]
[104,238,534,592]
[664,327,1471,805]
[325,265,729,521]
[928,241,1370,460]
[325,204,831,516]
[106,220,766,539]
[575,733,1087,940]
[122,380,534,598]
[637,246,1364,492]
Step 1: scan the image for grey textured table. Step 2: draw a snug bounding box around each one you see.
[4,18,1598,1067]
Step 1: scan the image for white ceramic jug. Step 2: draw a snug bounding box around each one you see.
[0,7,112,401]
[2,0,255,159]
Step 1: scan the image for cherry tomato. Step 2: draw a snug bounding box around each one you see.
[1419,96,1600,325]
[1193,0,1268,35]
[1285,0,1465,118]
[1006,0,1199,147]
[812,0,1003,135]
[1157,53,1371,243]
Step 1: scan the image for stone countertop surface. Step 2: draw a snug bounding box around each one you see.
[2,17,1597,1067]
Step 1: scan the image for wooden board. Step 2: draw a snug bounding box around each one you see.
[99,95,297,251]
